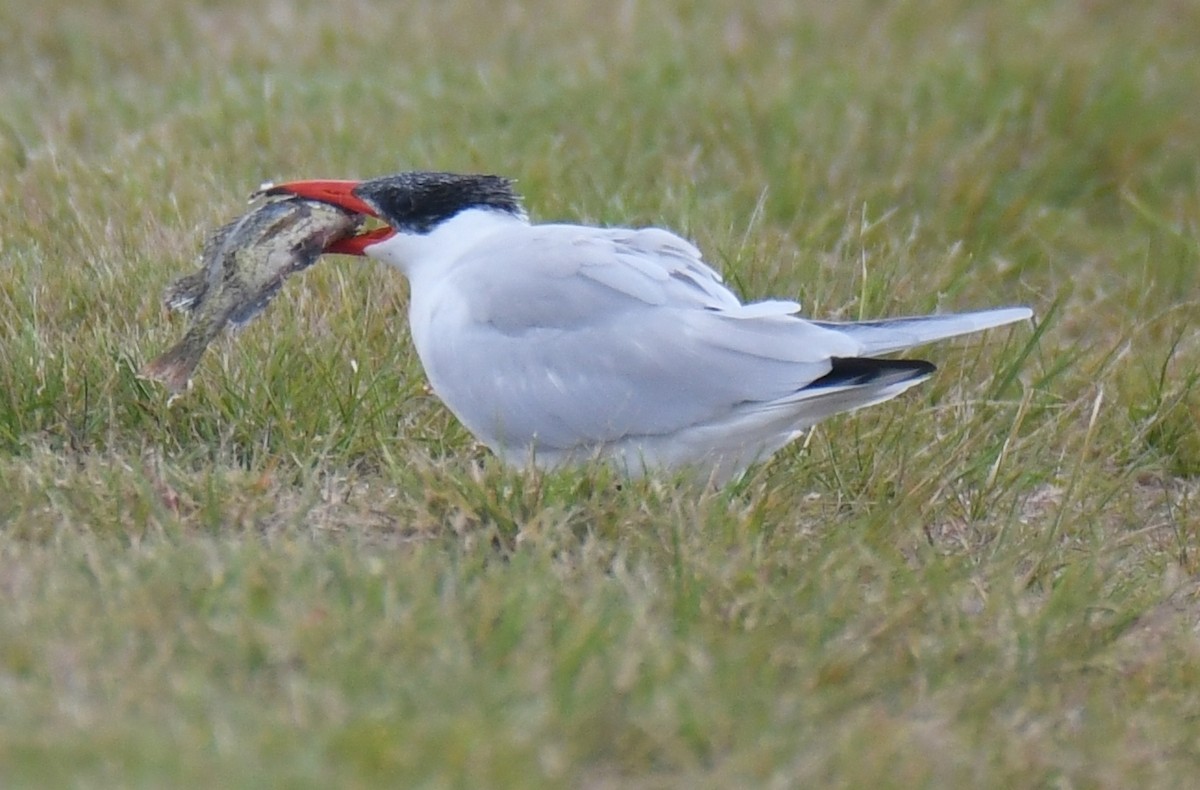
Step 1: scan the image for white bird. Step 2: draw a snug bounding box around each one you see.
[267,172,1032,483]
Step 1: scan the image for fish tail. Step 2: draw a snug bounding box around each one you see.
[140,341,205,393]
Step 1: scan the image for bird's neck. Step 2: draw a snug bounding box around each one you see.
[365,207,527,277]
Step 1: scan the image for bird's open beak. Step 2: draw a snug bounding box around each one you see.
[259,179,395,256]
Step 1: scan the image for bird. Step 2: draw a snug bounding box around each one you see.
[264,172,1032,484]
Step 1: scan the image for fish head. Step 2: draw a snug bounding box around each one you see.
[255,179,396,256]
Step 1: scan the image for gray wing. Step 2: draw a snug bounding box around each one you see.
[422,225,864,450]
[459,225,742,328]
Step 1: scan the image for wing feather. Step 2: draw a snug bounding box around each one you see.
[811,307,1032,354]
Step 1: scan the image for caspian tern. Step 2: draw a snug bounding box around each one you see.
[267,172,1032,483]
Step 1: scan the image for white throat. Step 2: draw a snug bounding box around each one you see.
[362,208,528,278]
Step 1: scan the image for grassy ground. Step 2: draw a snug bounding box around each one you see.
[2,0,1199,785]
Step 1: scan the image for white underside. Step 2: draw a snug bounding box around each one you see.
[506,371,932,484]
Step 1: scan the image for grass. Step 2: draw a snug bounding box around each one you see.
[1,0,1199,785]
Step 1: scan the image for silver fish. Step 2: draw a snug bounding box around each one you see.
[141,196,362,393]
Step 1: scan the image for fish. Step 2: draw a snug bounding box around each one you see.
[141,195,362,393]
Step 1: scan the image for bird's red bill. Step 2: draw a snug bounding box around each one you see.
[324,225,394,255]
[264,179,377,215]
[261,179,395,255]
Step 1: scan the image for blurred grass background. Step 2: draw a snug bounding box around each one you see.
[1,0,1198,786]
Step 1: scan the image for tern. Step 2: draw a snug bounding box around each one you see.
[267,172,1031,483]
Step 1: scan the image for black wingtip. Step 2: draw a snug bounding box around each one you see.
[808,357,936,389]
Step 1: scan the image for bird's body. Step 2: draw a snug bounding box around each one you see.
[269,172,1032,482]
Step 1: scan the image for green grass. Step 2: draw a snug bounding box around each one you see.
[2,0,1199,785]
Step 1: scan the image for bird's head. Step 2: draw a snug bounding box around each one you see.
[261,171,525,256]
